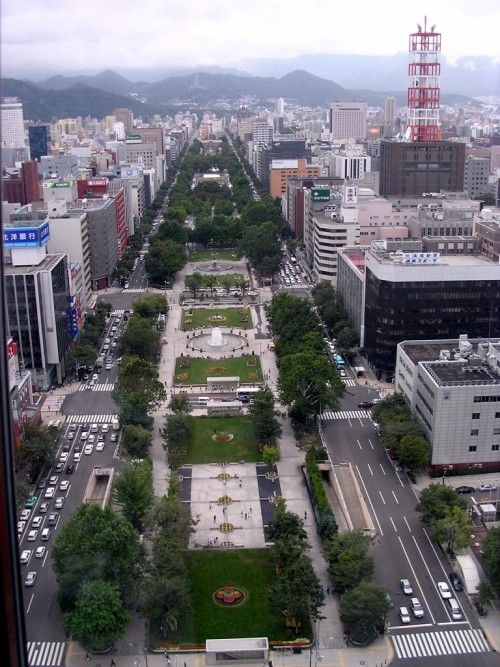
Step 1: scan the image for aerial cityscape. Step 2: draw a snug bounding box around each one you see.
[1,6,500,667]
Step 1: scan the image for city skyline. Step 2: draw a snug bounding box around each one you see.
[1,0,499,80]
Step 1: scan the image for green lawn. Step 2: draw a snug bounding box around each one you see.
[177,550,301,644]
[189,249,240,261]
[185,416,260,464]
[182,307,253,331]
[174,355,263,385]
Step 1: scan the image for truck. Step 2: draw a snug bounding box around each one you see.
[96,354,105,369]
[111,416,120,431]
[455,554,481,596]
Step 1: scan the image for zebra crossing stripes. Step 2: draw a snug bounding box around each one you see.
[342,378,356,386]
[321,410,371,420]
[391,628,490,659]
[111,309,125,316]
[27,641,66,666]
[123,288,148,293]
[78,382,115,392]
[66,414,117,424]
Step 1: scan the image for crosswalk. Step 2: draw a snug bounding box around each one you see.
[78,382,115,392]
[123,288,148,293]
[67,414,117,424]
[27,641,66,666]
[391,628,490,659]
[342,378,356,386]
[321,410,372,420]
[111,309,125,317]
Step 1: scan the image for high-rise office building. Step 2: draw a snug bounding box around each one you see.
[383,97,396,137]
[28,125,50,161]
[112,107,134,134]
[329,102,367,141]
[1,97,25,148]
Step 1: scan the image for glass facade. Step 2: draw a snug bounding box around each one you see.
[364,271,500,380]
[28,125,49,161]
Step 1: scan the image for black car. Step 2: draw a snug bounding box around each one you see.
[74,443,82,453]
[448,571,463,592]
[63,442,71,452]
[474,600,487,616]
[455,485,475,494]
[358,401,373,409]
[66,464,76,474]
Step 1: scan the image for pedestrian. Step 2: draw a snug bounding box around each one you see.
[326,586,330,595]
[86,654,90,661]
[209,503,212,510]
[239,479,242,488]
[245,512,248,519]
[304,511,307,520]
[214,514,217,522]
[249,505,252,513]
[110,659,116,667]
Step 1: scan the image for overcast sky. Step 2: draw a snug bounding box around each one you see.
[2,0,499,78]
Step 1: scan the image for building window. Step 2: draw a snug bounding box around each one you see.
[492,444,500,451]
[494,428,500,435]
[469,445,477,452]
[472,413,480,420]
[470,430,478,436]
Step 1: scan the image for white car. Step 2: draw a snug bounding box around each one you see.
[54,497,65,509]
[88,434,96,444]
[400,578,413,595]
[27,530,38,541]
[96,442,105,452]
[410,597,424,618]
[20,549,32,564]
[35,546,46,559]
[105,363,112,371]
[25,571,37,587]
[479,483,498,492]
[80,431,88,441]
[84,444,94,455]
[399,606,411,624]
[438,581,452,599]
[31,516,43,529]
[17,521,26,535]
[59,480,70,491]
[19,509,31,522]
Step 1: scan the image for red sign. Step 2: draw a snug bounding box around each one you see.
[7,339,17,359]
[87,179,108,187]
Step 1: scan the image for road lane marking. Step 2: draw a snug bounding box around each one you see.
[392,490,399,504]
[410,535,438,624]
[367,463,374,475]
[356,464,384,536]
[368,438,374,450]
[379,463,386,475]
[379,491,386,504]
[404,516,412,532]
[390,516,398,532]
[357,439,362,449]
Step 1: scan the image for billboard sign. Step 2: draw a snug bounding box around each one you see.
[3,221,50,248]
[311,188,331,202]
[43,180,75,189]
[343,185,359,204]
[402,252,440,264]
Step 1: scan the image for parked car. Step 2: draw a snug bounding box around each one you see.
[479,483,498,492]
[96,442,105,452]
[400,578,413,595]
[358,401,373,408]
[448,572,463,592]
[84,444,93,455]
[438,581,452,599]
[474,600,487,616]
[455,485,475,494]
[110,433,118,442]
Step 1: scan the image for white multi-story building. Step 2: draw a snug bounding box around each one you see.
[396,335,500,473]
[331,150,371,180]
[329,102,367,142]
[1,97,25,148]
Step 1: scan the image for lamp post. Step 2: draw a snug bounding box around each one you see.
[442,466,448,485]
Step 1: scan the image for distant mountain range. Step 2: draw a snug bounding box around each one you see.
[1,67,482,123]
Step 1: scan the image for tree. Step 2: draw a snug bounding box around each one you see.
[15,422,57,481]
[119,315,161,363]
[203,274,218,297]
[192,219,214,248]
[339,582,388,644]
[431,505,472,553]
[336,327,359,357]
[268,499,310,569]
[415,483,467,526]
[261,445,280,467]
[121,424,153,458]
[480,527,500,593]
[324,530,374,593]
[162,412,193,469]
[249,387,282,444]
[185,271,203,297]
[131,294,168,321]
[476,580,495,605]
[63,580,130,652]
[278,351,343,422]
[113,356,165,415]
[145,237,186,285]
[318,508,338,541]
[112,459,155,531]
[168,393,192,414]
[395,434,429,470]
[52,504,143,608]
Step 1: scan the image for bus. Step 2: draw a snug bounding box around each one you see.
[236,387,262,404]
[335,354,345,369]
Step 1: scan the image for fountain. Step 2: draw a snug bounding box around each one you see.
[196,259,233,273]
[208,327,226,347]
[189,326,246,352]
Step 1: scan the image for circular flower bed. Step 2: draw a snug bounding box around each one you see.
[213,585,247,607]
[176,373,189,381]
[218,495,232,505]
[218,522,234,533]
[217,472,231,481]
[210,366,227,375]
[209,314,226,321]
[247,372,258,380]
[212,432,234,442]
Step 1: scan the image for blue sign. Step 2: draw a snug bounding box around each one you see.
[3,221,50,248]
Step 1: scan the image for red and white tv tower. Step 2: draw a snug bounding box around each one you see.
[407,18,441,142]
